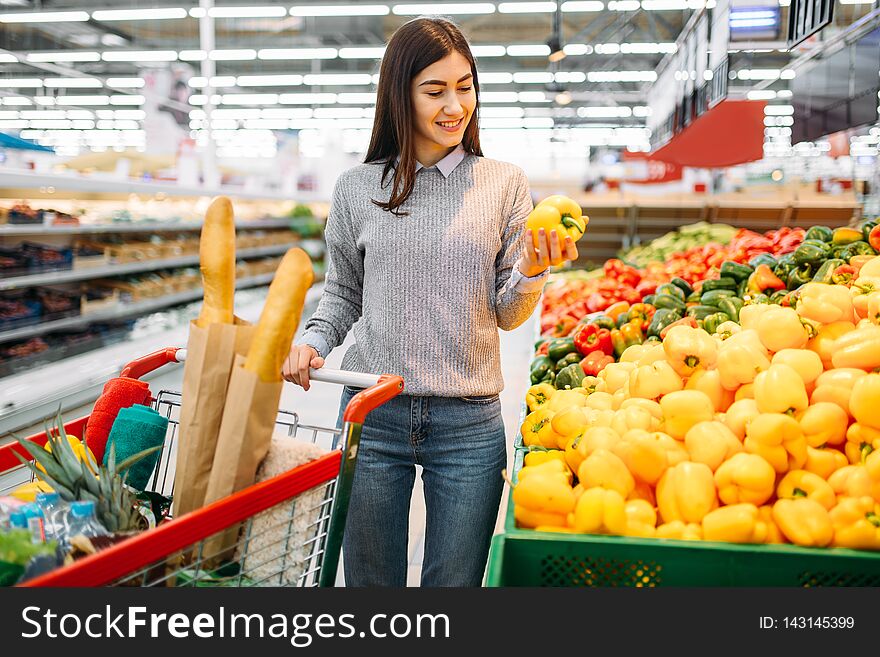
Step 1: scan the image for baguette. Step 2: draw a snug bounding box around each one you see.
[196,196,236,327]
[245,248,314,382]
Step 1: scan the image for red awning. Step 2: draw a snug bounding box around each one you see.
[651,99,767,168]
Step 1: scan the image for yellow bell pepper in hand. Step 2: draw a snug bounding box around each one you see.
[628,360,684,400]
[577,448,635,498]
[599,361,636,393]
[716,332,771,391]
[521,407,561,449]
[623,499,657,538]
[828,464,880,502]
[797,402,848,448]
[804,445,849,480]
[570,487,627,535]
[744,412,807,474]
[756,306,810,352]
[796,282,855,325]
[685,368,733,413]
[830,496,880,550]
[527,196,587,251]
[844,423,880,464]
[758,505,786,544]
[807,320,855,369]
[772,498,833,547]
[771,349,823,389]
[662,325,718,377]
[659,390,715,440]
[831,325,880,370]
[657,461,718,524]
[524,447,567,468]
[684,420,743,472]
[714,452,777,505]
[526,383,556,412]
[724,398,761,440]
[850,373,880,430]
[753,364,809,415]
[702,503,768,544]
[777,469,836,510]
[656,520,703,540]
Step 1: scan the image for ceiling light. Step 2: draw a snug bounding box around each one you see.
[107,78,145,88]
[508,44,551,56]
[393,3,496,14]
[748,90,777,100]
[563,44,592,55]
[555,71,586,82]
[588,70,657,82]
[279,93,338,104]
[210,50,257,61]
[608,0,640,9]
[258,48,338,59]
[27,52,100,63]
[498,2,557,12]
[480,72,514,84]
[0,78,42,87]
[0,53,15,62]
[339,47,386,59]
[513,72,554,83]
[43,78,102,88]
[179,50,207,61]
[33,97,55,106]
[518,91,548,102]
[102,51,177,62]
[110,95,144,105]
[303,74,374,85]
[481,106,525,117]
[562,1,604,11]
[290,5,390,16]
[221,94,280,105]
[471,45,507,57]
[577,106,633,117]
[208,6,288,18]
[91,8,187,21]
[0,11,88,22]
[764,104,794,115]
[3,97,32,105]
[237,74,304,87]
[56,96,111,106]
[337,93,378,103]
[481,92,518,102]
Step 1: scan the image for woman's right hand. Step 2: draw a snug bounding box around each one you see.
[282,344,325,391]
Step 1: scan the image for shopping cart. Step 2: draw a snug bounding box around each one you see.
[0,346,404,587]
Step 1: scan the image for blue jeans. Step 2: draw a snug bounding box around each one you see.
[336,387,507,587]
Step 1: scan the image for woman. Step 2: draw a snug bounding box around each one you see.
[283,17,578,587]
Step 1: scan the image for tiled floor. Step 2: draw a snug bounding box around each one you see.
[278,306,537,586]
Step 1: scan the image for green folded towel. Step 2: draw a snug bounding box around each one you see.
[103,404,169,491]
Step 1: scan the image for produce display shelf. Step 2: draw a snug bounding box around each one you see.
[0,272,276,344]
[0,169,294,201]
[0,240,322,291]
[0,218,295,236]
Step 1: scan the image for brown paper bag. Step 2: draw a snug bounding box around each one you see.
[172,318,255,519]
[201,355,283,564]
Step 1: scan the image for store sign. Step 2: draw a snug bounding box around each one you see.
[787,0,834,48]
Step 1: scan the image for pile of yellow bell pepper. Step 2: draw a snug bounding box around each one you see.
[515,260,880,550]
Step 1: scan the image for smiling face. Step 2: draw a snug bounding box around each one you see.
[410,51,477,167]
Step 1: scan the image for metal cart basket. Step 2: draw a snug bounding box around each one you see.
[0,347,404,587]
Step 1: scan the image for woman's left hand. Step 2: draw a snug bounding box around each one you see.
[518,227,579,278]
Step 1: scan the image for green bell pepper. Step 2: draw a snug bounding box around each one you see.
[861,220,879,244]
[655,283,686,301]
[746,293,771,305]
[793,243,830,266]
[701,277,738,292]
[686,290,702,304]
[653,293,688,314]
[736,277,749,299]
[769,289,790,304]
[670,277,694,297]
[547,337,577,362]
[720,261,754,282]
[718,296,744,322]
[555,363,586,390]
[812,258,846,284]
[700,288,737,307]
[529,355,554,384]
[702,312,731,335]
[642,294,656,307]
[647,308,682,339]
[555,351,582,372]
[805,225,833,242]
[686,305,722,320]
[749,253,777,269]
[841,240,876,258]
[589,315,617,331]
[787,263,813,290]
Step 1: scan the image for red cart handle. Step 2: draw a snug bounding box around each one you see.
[120,347,186,380]
[342,375,404,424]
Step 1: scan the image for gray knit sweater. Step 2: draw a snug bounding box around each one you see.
[299,153,545,397]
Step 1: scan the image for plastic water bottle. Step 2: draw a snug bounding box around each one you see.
[9,510,27,531]
[58,501,108,551]
[20,503,46,544]
[35,492,68,541]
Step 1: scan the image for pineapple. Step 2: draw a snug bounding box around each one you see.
[13,410,161,534]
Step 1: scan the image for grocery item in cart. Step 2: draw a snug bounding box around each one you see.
[103,405,169,491]
[203,247,314,562]
[174,196,255,519]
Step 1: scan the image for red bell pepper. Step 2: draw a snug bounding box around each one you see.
[869,225,880,252]
[574,323,613,356]
[580,350,615,376]
[831,265,857,286]
[551,315,578,337]
[636,279,659,297]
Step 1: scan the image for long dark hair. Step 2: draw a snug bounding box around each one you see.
[365,17,483,216]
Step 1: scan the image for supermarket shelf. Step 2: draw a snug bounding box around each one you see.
[0,273,277,345]
[0,218,297,236]
[0,281,325,436]
[0,169,296,201]
[0,239,323,291]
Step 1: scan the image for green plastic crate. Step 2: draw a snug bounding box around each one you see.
[492,406,880,587]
